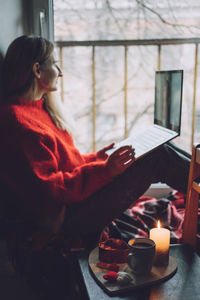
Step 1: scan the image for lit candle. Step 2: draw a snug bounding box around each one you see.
[149,220,170,266]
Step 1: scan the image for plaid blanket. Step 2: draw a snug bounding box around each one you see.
[100,191,200,244]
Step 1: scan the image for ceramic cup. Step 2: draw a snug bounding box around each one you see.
[127,238,155,276]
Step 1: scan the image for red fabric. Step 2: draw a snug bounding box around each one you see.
[100,191,200,244]
[0,98,112,220]
[128,194,184,241]
[103,271,118,282]
[127,193,186,241]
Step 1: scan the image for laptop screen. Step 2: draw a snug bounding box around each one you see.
[154,70,183,134]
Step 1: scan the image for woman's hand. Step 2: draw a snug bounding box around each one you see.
[106,145,135,177]
[96,143,115,161]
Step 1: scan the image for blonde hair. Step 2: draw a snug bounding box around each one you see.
[45,92,75,134]
[3,36,75,135]
[2,35,54,101]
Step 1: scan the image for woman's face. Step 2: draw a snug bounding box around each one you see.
[38,51,62,93]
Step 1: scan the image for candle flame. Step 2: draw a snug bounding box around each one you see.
[157,220,161,228]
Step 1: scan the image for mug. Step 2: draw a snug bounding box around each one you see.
[127,238,155,276]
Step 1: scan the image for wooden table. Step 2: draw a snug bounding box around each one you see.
[74,244,200,300]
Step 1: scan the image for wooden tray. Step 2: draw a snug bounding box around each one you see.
[89,247,178,296]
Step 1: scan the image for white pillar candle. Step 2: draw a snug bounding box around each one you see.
[149,220,170,266]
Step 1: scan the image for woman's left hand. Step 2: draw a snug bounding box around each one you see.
[96,143,115,161]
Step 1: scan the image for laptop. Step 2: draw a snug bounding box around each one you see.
[106,70,183,160]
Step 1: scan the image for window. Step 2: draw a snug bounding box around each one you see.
[53,1,200,153]
[27,0,54,41]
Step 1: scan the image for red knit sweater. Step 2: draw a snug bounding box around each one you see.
[0,98,112,221]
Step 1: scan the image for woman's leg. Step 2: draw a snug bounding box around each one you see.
[63,143,190,236]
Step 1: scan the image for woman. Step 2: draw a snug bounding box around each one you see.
[0,36,190,298]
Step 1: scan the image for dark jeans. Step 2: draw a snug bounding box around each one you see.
[11,142,191,300]
[63,142,190,237]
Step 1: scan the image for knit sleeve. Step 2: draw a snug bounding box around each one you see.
[20,131,112,206]
[82,153,97,163]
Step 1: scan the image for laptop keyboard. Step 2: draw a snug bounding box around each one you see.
[108,126,176,159]
[129,127,172,157]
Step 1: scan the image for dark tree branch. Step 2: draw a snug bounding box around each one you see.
[105,0,127,38]
[135,0,200,32]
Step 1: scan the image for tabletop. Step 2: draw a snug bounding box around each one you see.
[74,244,200,300]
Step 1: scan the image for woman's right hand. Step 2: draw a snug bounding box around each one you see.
[106,145,135,177]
